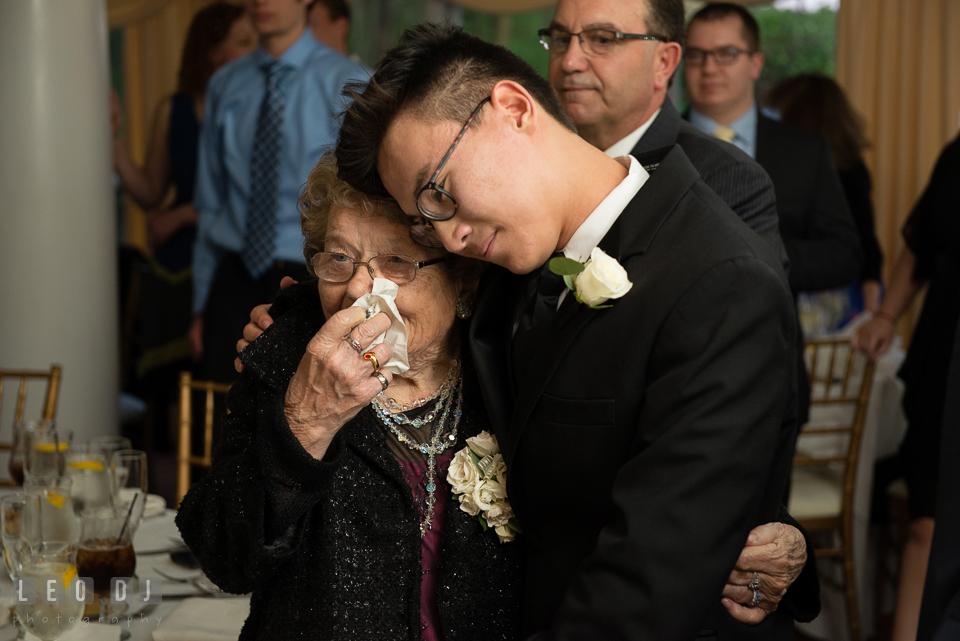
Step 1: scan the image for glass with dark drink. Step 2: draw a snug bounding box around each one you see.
[76,508,137,616]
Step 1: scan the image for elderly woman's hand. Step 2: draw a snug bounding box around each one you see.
[283,306,395,460]
[720,522,808,624]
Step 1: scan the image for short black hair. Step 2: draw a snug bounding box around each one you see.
[687,3,761,52]
[335,22,576,198]
[308,0,350,22]
[646,0,686,49]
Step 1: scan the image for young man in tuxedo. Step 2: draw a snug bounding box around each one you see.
[331,23,800,640]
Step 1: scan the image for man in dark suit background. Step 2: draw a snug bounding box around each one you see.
[336,21,800,640]
[683,3,861,299]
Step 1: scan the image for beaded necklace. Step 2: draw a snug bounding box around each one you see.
[371,359,463,537]
[374,358,461,417]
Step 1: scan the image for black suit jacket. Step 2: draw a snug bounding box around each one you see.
[471,145,799,640]
[754,114,862,292]
[635,99,787,272]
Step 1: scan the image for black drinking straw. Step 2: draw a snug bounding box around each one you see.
[116,492,139,546]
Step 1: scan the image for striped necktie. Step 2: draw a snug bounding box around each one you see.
[712,125,737,143]
[242,60,289,280]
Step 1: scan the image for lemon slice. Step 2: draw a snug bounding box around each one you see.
[44,493,65,509]
[60,565,77,589]
[33,442,69,453]
[67,460,104,471]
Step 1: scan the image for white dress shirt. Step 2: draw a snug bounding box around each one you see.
[602,108,662,159]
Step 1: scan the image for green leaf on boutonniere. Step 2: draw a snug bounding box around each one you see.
[506,519,524,534]
[475,514,489,532]
[562,274,576,292]
[549,257,585,276]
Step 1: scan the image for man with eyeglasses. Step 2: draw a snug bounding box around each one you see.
[330,21,802,641]
[684,3,861,303]
[539,0,786,269]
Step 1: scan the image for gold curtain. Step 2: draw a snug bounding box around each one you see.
[109,0,232,253]
[836,0,960,341]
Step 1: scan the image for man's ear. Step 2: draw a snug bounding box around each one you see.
[336,17,350,42]
[490,80,537,134]
[751,52,765,81]
[653,42,683,91]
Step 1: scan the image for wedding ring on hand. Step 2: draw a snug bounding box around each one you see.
[373,371,389,392]
[750,588,762,607]
[344,336,363,353]
[748,572,761,591]
[363,351,381,372]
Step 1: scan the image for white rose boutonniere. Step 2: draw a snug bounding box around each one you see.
[549,247,633,309]
[445,431,522,543]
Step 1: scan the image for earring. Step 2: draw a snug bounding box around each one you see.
[456,297,473,319]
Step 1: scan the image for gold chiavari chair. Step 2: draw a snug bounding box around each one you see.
[0,365,63,486]
[788,339,875,641]
[176,372,231,507]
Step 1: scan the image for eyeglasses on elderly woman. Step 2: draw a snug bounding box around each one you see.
[310,251,449,284]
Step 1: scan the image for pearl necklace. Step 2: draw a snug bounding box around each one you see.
[371,360,463,537]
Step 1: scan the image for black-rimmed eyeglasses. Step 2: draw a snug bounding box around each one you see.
[684,46,755,67]
[538,28,666,56]
[410,96,491,248]
[310,252,448,284]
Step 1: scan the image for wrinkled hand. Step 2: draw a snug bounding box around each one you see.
[721,522,807,624]
[234,276,298,372]
[851,315,895,361]
[283,306,394,460]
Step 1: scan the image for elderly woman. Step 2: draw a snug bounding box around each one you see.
[180,152,813,641]
[176,152,522,640]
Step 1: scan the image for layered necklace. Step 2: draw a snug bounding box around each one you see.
[371,356,463,537]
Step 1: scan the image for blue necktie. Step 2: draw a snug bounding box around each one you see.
[242,60,289,280]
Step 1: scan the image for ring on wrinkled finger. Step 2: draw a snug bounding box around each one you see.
[373,371,389,392]
[750,588,761,607]
[344,336,363,353]
[748,572,761,591]
[363,351,381,372]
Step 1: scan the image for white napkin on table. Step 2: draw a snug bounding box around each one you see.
[151,596,250,641]
[350,278,409,375]
[25,623,120,641]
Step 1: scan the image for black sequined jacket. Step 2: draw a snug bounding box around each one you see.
[175,282,524,641]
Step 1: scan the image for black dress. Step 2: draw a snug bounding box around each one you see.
[897,134,960,518]
[175,282,524,640]
[837,159,884,284]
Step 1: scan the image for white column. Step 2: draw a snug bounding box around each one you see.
[0,0,118,442]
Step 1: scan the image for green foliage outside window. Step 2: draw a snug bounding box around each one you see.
[752,7,837,96]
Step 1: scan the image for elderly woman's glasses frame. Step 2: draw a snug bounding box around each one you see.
[311,252,448,284]
[537,28,666,56]
[683,46,756,67]
[410,96,492,248]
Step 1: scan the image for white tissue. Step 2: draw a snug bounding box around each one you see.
[350,278,409,375]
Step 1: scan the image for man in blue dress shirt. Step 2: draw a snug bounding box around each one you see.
[189,0,368,383]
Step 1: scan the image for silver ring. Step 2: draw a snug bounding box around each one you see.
[750,588,761,607]
[373,371,389,392]
[748,571,761,591]
[344,336,363,353]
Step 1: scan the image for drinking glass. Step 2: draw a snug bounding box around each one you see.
[14,541,84,640]
[23,478,80,547]
[76,507,137,617]
[1,493,39,580]
[7,420,51,486]
[24,424,72,482]
[89,436,132,462]
[111,450,148,530]
[65,446,113,513]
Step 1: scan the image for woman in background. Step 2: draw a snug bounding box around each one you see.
[111,2,255,447]
[764,73,884,314]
